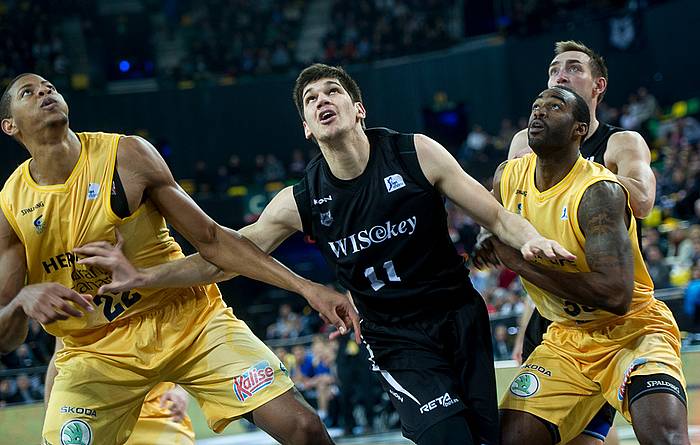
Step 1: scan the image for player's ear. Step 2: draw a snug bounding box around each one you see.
[574,122,588,138]
[1,117,17,137]
[303,120,312,140]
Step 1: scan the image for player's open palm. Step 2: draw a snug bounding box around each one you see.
[74,230,144,294]
[16,283,93,324]
[521,237,576,263]
[303,283,361,344]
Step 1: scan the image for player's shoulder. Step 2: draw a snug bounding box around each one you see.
[606,129,648,151]
[508,128,532,160]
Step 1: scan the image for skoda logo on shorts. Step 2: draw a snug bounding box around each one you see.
[60,419,93,445]
[510,372,540,398]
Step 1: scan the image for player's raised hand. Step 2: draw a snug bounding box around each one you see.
[521,237,576,262]
[74,230,146,293]
[302,283,361,344]
[15,283,93,324]
[160,385,189,422]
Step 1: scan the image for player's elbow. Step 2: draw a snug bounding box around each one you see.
[630,194,654,219]
[605,283,633,316]
[193,222,222,261]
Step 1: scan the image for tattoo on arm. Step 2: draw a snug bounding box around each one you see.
[578,181,634,287]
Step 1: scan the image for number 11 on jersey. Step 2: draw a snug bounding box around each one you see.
[364,260,401,291]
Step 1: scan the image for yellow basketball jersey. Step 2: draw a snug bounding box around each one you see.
[500,153,654,325]
[0,132,223,339]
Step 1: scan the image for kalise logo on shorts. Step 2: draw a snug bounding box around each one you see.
[233,360,276,402]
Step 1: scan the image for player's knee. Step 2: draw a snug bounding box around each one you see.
[637,421,687,445]
[500,410,556,445]
[294,410,328,444]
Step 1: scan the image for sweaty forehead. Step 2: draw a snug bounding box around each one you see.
[550,51,590,66]
[303,78,342,96]
[11,74,47,93]
[538,89,571,103]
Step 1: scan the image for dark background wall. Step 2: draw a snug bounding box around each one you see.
[2,0,698,181]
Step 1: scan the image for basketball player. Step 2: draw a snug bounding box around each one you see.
[74,63,576,445]
[0,73,360,444]
[480,86,688,445]
[45,338,196,445]
[508,41,656,445]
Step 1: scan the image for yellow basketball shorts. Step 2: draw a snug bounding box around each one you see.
[501,299,685,444]
[43,295,294,445]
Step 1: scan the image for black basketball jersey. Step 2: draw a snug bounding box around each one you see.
[293,128,471,323]
[580,122,623,164]
[579,121,643,243]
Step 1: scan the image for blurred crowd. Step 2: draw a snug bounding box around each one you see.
[0,0,664,88]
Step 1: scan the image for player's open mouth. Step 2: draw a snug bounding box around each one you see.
[529,120,545,134]
[319,110,337,124]
[41,98,58,109]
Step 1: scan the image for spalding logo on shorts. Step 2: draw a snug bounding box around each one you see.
[60,419,93,445]
[233,360,275,402]
[510,372,540,398]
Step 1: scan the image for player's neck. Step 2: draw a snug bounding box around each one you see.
[585,107,600,142]
[26,129,81,186]
[318,127,370,180]
[534,148,579,192]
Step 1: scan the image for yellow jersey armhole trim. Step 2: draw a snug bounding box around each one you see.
[499,159,515,203]
[102,133,124,225]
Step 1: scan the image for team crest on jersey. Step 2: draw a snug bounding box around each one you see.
[60,419,93,445]
[510,372,540,398]
[33,214,45,234]
[560,206,568,221]
[233,360,275,402]
[320,210,333,227]
[384,174,405,193]
[87,183,100,200]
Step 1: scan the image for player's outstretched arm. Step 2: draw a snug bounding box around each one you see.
[605,131,656,218]
[84,137,360,342]
[76,186,301,291]
[414,133,575,262]
[490,181,634,315]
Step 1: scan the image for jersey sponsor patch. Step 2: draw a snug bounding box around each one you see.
[60,419,93,445]
[327,216,417,258]
[510,372,540,398]
[560,206,568,221]
[320,210,333,227]
[313,195,333,205]
[233,360,276,402]
[419,392,460,414]
[33,214,45,234]
[87,183,100,200]
[60,406,97,417]
[384,174,405,193]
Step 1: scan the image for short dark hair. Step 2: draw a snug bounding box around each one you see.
[0,73,33,120]
[552,85,590,139]
[293,64,363,121]
[554,40,608,103]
